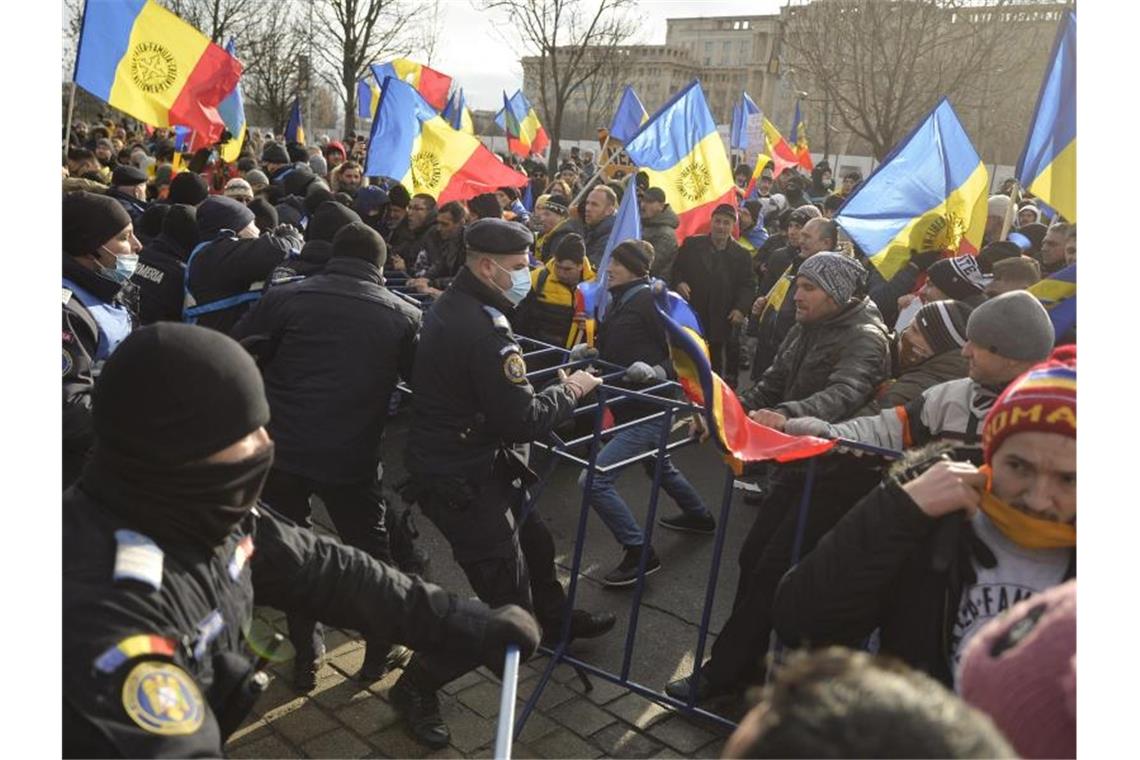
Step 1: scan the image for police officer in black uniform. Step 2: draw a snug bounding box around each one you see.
[391,218,616,748]
[184,195,302,333]
[63,323,540,757]
[129,204,199,325]
[63,191,141,487]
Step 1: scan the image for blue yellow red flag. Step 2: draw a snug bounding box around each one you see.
[442,88,474,134]
[357,77,380,119]
[575,175,641,338]
[730,92,761,152]
[609,85,649,144]
[1016,11,1076,222]
[1027,263,1076,338]
[834,98,989,281]
[789,100,813,172]
[496,90,549,156]
[284,97,304,144]
[215,38,246,162]
[74,0,242,141]
[651,283,836,466]
[623,80,736,242]
[364,77,528,203]
[371,59,452,111]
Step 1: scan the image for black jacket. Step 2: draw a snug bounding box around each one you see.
[62,485,494,757]
[575,214,616,267]
[266,239,332,287]
[231,257,421,483]
[130,235,189,325]
[670,234,754,344]
[185,230,299,333]
[596,279,676,424]
[772,471,1077,687]
[405,266,577,481]
[105,187,148,224]
[740,297,890,421]
[420,227,466,288]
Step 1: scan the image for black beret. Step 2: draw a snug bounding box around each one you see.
[111,165,147,186]
[465,218,533,255]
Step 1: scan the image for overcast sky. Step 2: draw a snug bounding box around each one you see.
[423,0,785,111]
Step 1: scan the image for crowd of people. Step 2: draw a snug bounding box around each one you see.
[62,115,1076,758]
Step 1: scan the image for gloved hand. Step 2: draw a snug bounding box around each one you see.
[272,224,304,255]
[558,368,602,400]
[783,416,836,438]
[568,343,599,362]
[481,604,541,666]
[909,249,943,272]
[623,361,667,384]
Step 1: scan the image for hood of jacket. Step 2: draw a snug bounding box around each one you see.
[642,204,679,232]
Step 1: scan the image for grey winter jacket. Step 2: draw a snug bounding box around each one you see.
[641,205,679,280]
[739,296,890,421]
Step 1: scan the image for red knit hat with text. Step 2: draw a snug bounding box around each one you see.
[981,345,1076,465]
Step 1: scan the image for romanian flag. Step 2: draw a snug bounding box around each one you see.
[74,0,242,142]
[442,88,475,134]
[651,283,836,466]
[730,92,760,152]
[357,77,380,119]
[215,38,246,162]
[789,100,813,172]
[609,85,649,144]
[834,98,989,281]
[1027,263,1076,338]
[496,90,549,157]
[623,80,736,242]
[364,76,528,203]
[1016,11,1076,222]
[574,175,641,345]
[284,97,304,144]
[762,118,800,178]
[371,59,452,111]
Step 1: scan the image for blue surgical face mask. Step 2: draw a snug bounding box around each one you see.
[98,246,139,284]
[493,260,532,306]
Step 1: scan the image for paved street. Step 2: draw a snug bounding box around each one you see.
[227,403,761,758]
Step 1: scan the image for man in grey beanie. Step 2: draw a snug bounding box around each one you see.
[785,289,1055,461]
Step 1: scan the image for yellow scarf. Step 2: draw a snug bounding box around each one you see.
[978,465,1076,550]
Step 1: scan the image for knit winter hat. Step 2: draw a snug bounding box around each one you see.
[223,178,254,202]
[927,255,985,299]
[167,172,209,206]
[197,195,255,239]
[797,252,865,305]
[161,204,200,256]
[332,221,387,268]
[260,142,290,165]
[352,186,389,218]
[959,579,1076,759]
[388,183,411,209]
[248,197,278,232]
[988,194,1012,219]
[542,194,569,215]
[244,169,270,191]
[306,201,362,243]
[611,239,653,277]
[913,300,973,355]
[137,203,170,243]
[63,191,133,258]
[967,290,1055,363]
[981,345,1076,465]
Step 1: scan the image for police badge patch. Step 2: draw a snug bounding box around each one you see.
[121,661,205,736]
[503,352,528,384]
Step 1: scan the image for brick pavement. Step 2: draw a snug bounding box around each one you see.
[225,608,733,759]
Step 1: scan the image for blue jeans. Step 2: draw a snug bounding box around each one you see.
[578,417,710,547]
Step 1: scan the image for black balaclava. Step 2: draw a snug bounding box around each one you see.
[81,323,273,549]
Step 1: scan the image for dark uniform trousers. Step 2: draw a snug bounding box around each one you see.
[409,469,566,689]
[260,467,392,660]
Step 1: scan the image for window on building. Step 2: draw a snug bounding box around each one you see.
[742,20,750,30]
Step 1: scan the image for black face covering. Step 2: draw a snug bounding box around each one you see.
[82,443,275,550]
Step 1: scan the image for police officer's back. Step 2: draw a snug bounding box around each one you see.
[63,324,540,757]
[184,196,302,333]
[129,204,199,325]
[62,191,141,487]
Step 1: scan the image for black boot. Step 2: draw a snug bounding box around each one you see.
[602,544,662,588]
[356,643,413,682]
[291,639,326,693]
[389,669,450,749]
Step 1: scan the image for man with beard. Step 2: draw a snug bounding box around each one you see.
[63,324,540,757]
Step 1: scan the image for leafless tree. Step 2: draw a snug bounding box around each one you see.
[158,0,259,44]
[479,0,639,173]
[242,7,307,133]
[313,0,418,136]
[781,0,1066,161]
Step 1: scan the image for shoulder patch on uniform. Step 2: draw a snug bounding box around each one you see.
[227,535,255,581]
[503,352,528,384]
[94,634,178,674]
[113,530,165,592]
[63,348,74,377]
[62,288,73,305]
[121,661,205,736]
[482,304,512,333]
